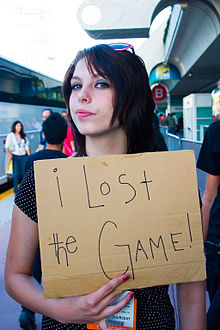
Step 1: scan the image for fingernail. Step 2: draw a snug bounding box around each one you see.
[129,292,135,299]
[121,274,129,281]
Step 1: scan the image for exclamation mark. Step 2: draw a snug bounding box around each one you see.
[187,213,192,248]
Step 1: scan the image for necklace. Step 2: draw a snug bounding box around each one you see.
[15,134,22,153]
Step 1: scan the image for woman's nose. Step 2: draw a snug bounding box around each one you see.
[77,86,91,103]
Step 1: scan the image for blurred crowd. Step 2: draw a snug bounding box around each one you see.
[157,112,183,137]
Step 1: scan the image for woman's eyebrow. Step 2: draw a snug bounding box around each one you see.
[71,75,80,81]
[71,74,105,83]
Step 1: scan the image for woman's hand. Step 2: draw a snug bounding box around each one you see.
[98,318,126,330]
[5,148,12,159]
[51,274,134,328]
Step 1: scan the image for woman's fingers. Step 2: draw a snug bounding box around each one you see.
[87,274,129,307]
[55,275,131,324]
[98,319,109,329]
[95,289,124,312]
[99,291,134,320]
[97,319,124,330]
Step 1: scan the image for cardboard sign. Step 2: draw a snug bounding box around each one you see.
[34,150,206,298]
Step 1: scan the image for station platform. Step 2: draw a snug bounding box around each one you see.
[0,190,41,329]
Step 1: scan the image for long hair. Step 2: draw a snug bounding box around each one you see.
[11,120,26,141]
[62,44,155,156]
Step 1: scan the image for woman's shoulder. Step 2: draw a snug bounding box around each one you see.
[6,132,15,142]
[7,132,14,138]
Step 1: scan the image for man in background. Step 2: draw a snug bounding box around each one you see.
[153,112,168,151]
[166,113,177,135]
[37,108,53,151]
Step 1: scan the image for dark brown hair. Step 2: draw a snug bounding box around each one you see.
[62,44,155,156]
[11,120,26,141]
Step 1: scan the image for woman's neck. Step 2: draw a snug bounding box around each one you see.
[15,132,21,138]
[85,130,127,156]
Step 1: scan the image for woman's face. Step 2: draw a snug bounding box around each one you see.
[15,123,22,133]
[69,58,120,137]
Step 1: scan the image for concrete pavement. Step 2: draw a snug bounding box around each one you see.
[0,194,41,329]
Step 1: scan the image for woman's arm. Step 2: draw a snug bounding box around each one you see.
[5,147,12,159]
[202,174,220,240]
[5,133,13,158]
[25,138,31,156]
[5,205,132,328]
[26,149,31,156]
[177,280,206,330]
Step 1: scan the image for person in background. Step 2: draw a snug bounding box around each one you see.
[176,115,183,138]
[197,119,220,330]
[5,120,31,194]
[37,109,53,151]
[61,110,68,120]
[172,112,178,126]
[153,112,168,151]
[159,113,167,126]
[18,112,68,330]
[26,112,68,171]
[5,43,206,329]
[61,110,75,156]
[166,113,177,135]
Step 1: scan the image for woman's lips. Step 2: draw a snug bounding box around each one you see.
[76,110,94,118]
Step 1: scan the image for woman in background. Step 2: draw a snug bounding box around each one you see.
[5,120,31,194]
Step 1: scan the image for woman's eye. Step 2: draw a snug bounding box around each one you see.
[71,83,81,90]
[95,81,110,88]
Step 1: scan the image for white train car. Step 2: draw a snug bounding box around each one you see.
[0,56,66,186]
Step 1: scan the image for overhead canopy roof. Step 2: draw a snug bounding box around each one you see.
[78,0,220,96]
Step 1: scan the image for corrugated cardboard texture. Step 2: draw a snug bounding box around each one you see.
[34,150,206,298]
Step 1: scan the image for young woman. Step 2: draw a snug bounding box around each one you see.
[5,44,206,329]
[5,120,31,194]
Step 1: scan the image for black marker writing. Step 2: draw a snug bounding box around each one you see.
[115,243,134,280]
[83,165,104,209]
[187,213,193,247]
[100,181,110,196]
[149,235,168,261]
[118,174,136,204]
[98,221,115,279]
[98,221,134,279]
[135,239,149,262]
[140,170,152,200]
[53,168,63,208]
[170,233,184,251]
[56,177,63,207]
[48,233,78,267]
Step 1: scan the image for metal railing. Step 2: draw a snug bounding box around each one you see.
[160,126,205,194]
